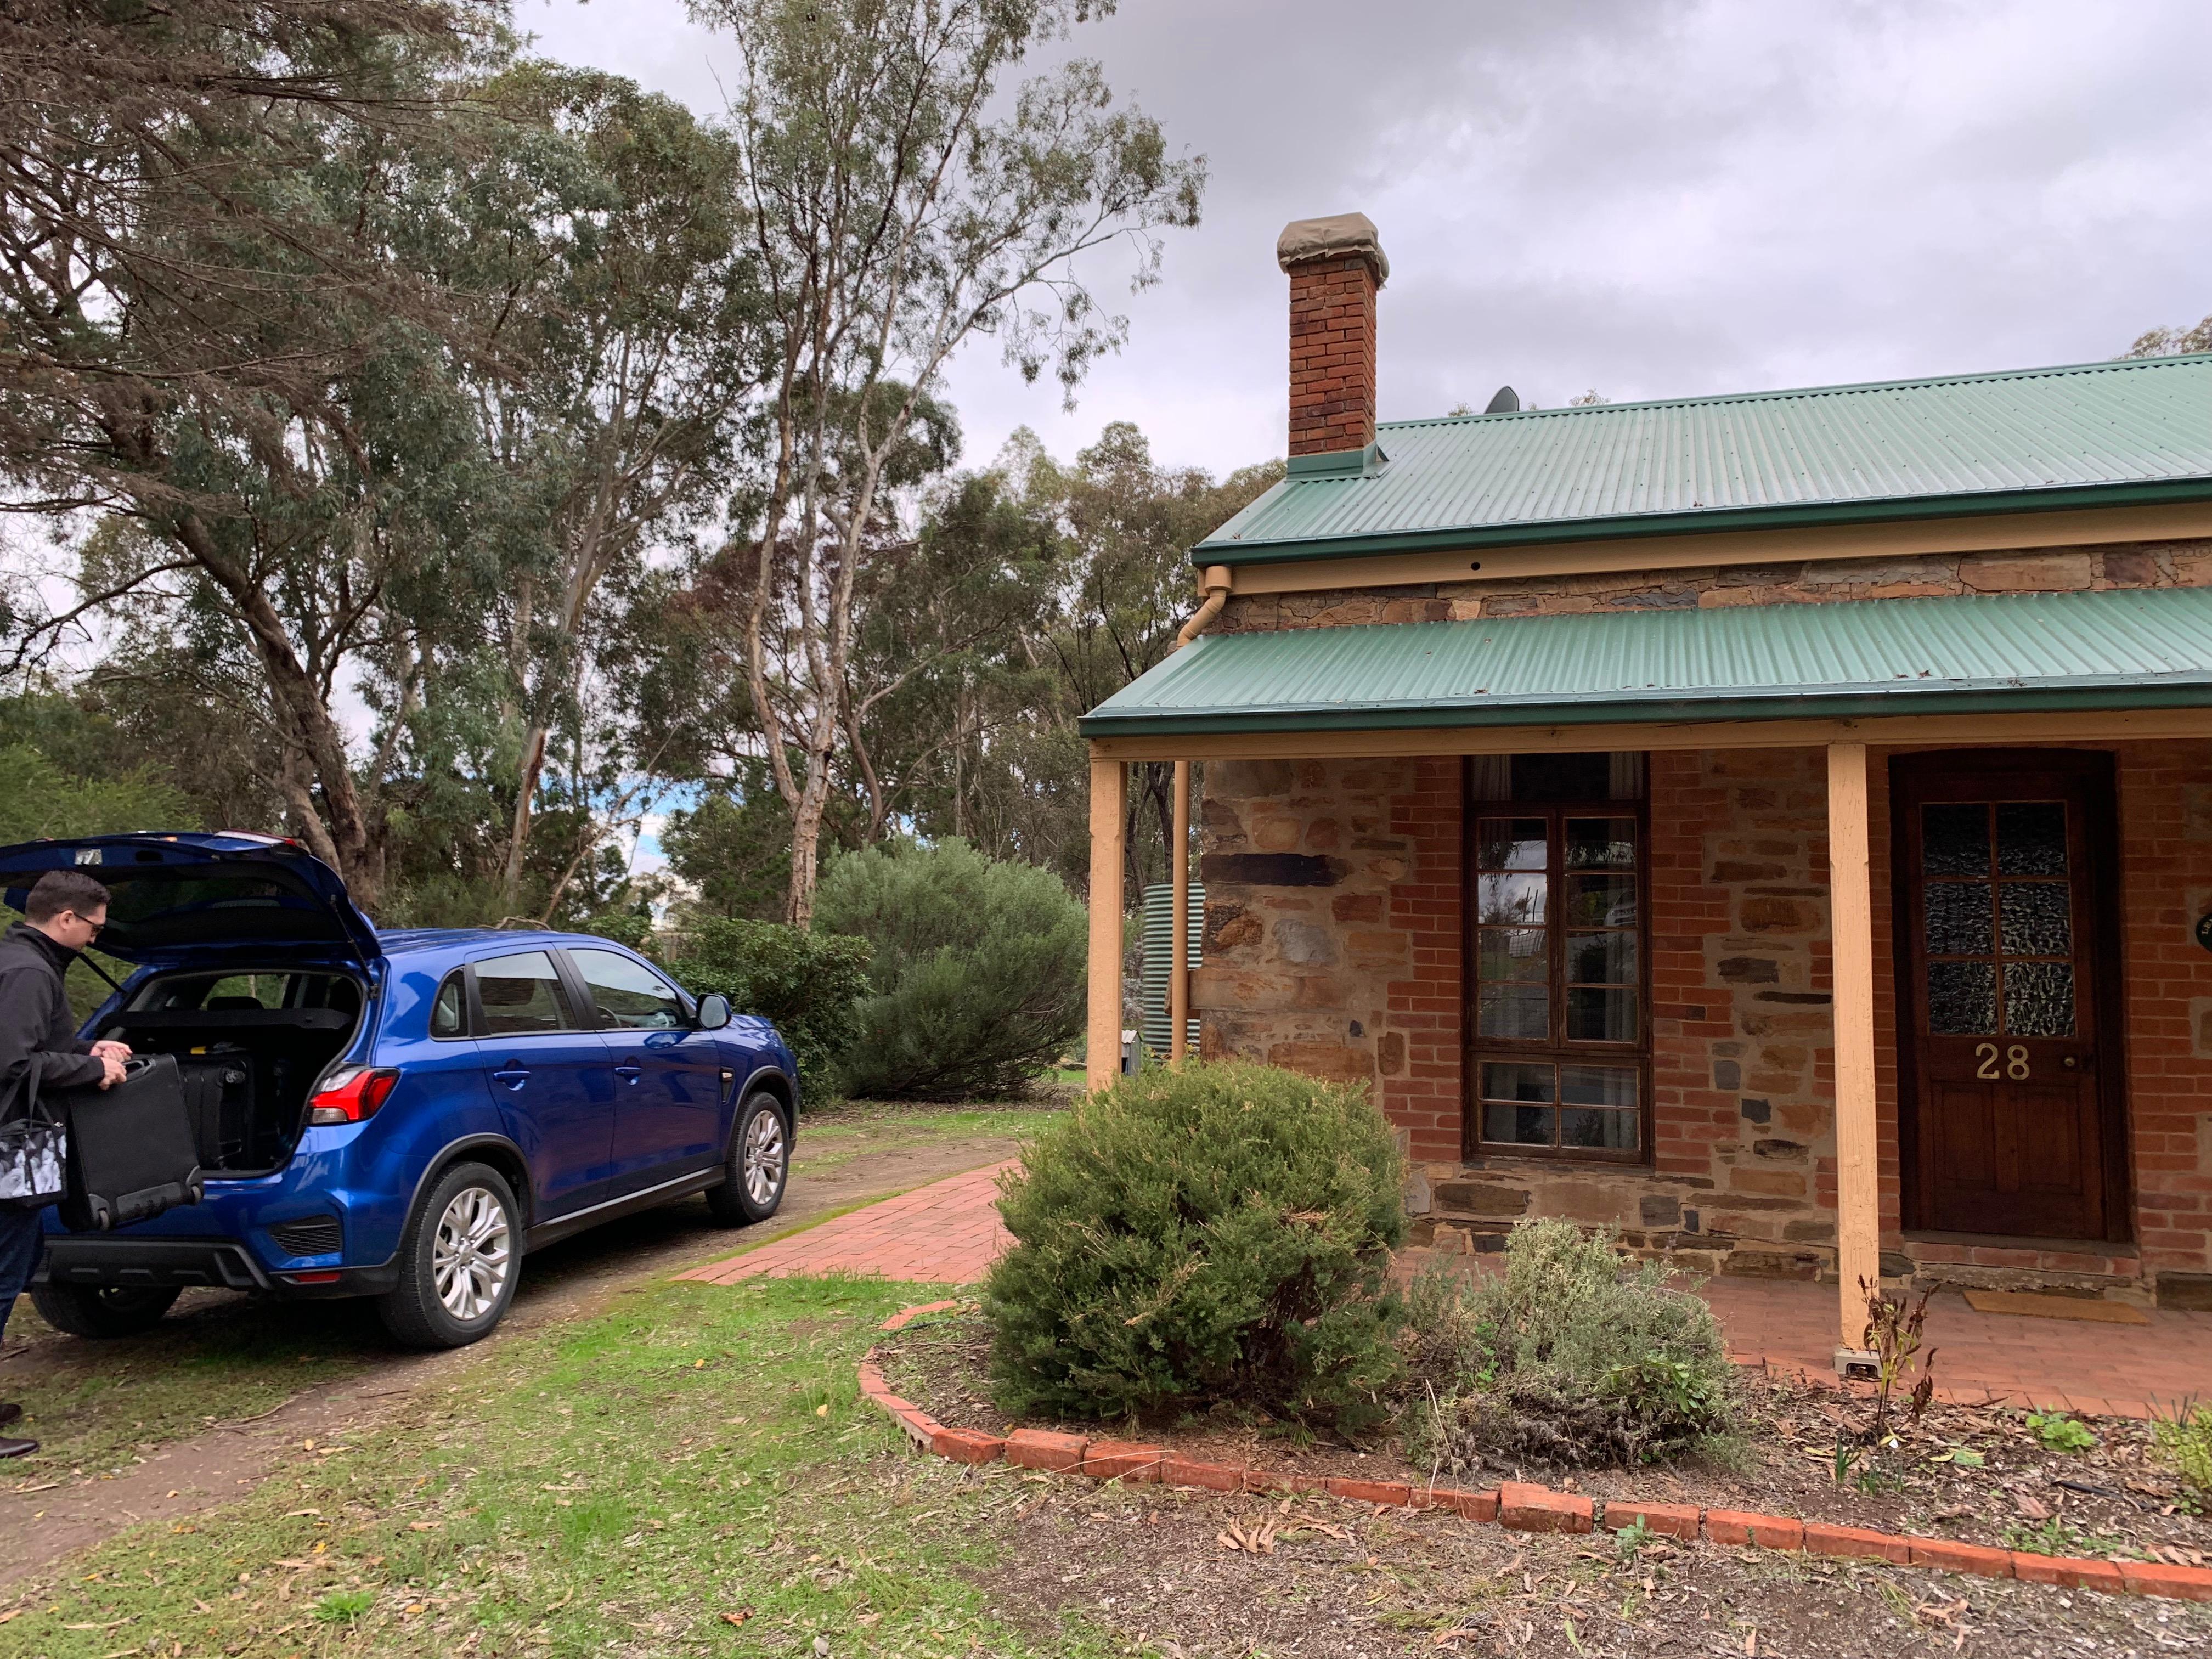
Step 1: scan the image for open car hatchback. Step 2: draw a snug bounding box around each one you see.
[1,832,800,1348]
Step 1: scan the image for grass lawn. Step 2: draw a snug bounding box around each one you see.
[793,1097,1068,1175]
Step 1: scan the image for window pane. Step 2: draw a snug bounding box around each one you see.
[1927,960,1997,1035]
[1479,1061,1555,1103]
[1559,1109,1640,1150]
[1479,984,1549,1040]
[1995,802,2068,876]
[1999,882,2071,958]
[475,951,568,1034]
[1924,881,1992,957]
[430,972,466,1039]
[1566,986,1637,1042]
[1566,931,1637,985]
[1565,873,1637,927]
[1922,803,1989,878]
[1565,817,1637,869]
[1477,872,1548,926]
[1482,1101,1556,1146]
[1476,819,1547,871]
[1561,1064,1638,1108]
[1508,752,1616,801]
[573,949,687,1030]
[2004,962,2076,1037]
[1478,927,1548,981]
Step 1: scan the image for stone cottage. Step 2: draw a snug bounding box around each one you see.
[1079,213,2212,1352]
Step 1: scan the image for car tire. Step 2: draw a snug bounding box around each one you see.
[704,1093,790,1227]
[29,1283,181,1339]
[375,1161,521,1350]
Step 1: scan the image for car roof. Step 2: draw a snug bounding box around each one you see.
[371,928,643,962]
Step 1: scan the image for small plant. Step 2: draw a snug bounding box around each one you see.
[1831,1434,1861,1485]
[2001,1516,2124,1557]
[2150,1397,2212,1503]
[1613,1517,1653,1558]
[313,1588,376,1624]
[2025,1410,2099,1454]
[1401,1219,1736,1470]
[1859,1278,1937,1441]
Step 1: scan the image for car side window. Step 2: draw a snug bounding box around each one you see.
[428,970,467,1039]
[571,948,687,1030]
[473,951,571,1035]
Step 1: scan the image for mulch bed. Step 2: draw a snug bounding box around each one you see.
[876,1305,2212,1569]
[961,1459,2209,1658]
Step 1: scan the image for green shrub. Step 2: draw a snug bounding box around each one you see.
[815,837,1084,1100]
[663,918,871,1103]
[983,1060,1406,1428]
[2151,1399,2212,1502]
[1403,1218,1735,1470]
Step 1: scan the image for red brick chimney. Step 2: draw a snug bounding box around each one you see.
[1278,212,1389,459]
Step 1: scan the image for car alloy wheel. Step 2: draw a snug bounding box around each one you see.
[431,1184,512,1324]
[741,1104,787,1207]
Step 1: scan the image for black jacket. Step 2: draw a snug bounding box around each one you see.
[0,921,104,1121]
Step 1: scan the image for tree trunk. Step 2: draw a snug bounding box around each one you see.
[171,511,381,907]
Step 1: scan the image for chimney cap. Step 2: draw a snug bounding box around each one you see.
[1276,212,1388,286]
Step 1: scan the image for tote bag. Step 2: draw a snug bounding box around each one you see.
[0,1056,65,1209]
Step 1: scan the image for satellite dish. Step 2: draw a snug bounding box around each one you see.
[1483,385,1520,414]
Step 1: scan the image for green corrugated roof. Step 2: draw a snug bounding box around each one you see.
[1079,588,2212,738]
[1198,354,2212,566]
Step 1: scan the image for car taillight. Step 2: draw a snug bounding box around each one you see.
[307,1067,398,1126]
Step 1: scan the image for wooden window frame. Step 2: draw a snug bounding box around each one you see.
[1461,776,1653,1166]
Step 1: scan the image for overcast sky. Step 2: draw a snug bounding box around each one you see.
[526,0,2210,481]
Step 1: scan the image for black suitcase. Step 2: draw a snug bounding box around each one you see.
[178,1049,253,1169]
[53,1053,205,1231]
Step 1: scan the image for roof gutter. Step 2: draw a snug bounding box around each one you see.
[1077,676,2212,741]
[1189,475,2212,569]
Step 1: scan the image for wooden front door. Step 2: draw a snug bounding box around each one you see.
[1892,751,2126,1241]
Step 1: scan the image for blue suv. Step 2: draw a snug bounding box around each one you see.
[1,832,800,1348]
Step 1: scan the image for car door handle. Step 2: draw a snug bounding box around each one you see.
[492,1065,531,1091]
[614,1063,643,1083]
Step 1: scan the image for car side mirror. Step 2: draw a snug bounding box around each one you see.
[696,993,732,1030]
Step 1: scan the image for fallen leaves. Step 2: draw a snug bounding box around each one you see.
[1216,1519,1277,1555]
[719,1607,754,1627]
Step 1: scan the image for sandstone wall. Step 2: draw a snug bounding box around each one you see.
[1216,538,2212,633]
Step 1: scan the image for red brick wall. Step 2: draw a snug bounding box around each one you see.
[1286,255,1379,457]
[1380,758,1463,1161]
[2115,742,2212,1277]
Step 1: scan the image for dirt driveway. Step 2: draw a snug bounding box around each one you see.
[0,1123,1026,1592]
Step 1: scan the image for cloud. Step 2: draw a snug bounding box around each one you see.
[518,0,2212,477]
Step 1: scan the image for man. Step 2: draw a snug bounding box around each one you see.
[0,870,129,1459]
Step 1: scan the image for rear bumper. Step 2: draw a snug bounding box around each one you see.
[33,1235,398,1299]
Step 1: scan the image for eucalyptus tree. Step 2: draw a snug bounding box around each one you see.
[424,65,767,911]
[0,0,503,905]
[690,0,1205,926]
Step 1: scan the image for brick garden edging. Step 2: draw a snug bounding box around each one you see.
[860,1302,2212,1606]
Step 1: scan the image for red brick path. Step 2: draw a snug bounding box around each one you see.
[681,1161,2212,1416]
[676,1161,1015,1286]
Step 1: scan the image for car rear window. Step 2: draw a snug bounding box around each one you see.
[429,970,467,1039]
[473,951,569,1034]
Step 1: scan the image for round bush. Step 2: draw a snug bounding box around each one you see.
[984,1060,1407,1427]
[663,917,872,1103]
[814,837,1085,1100]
